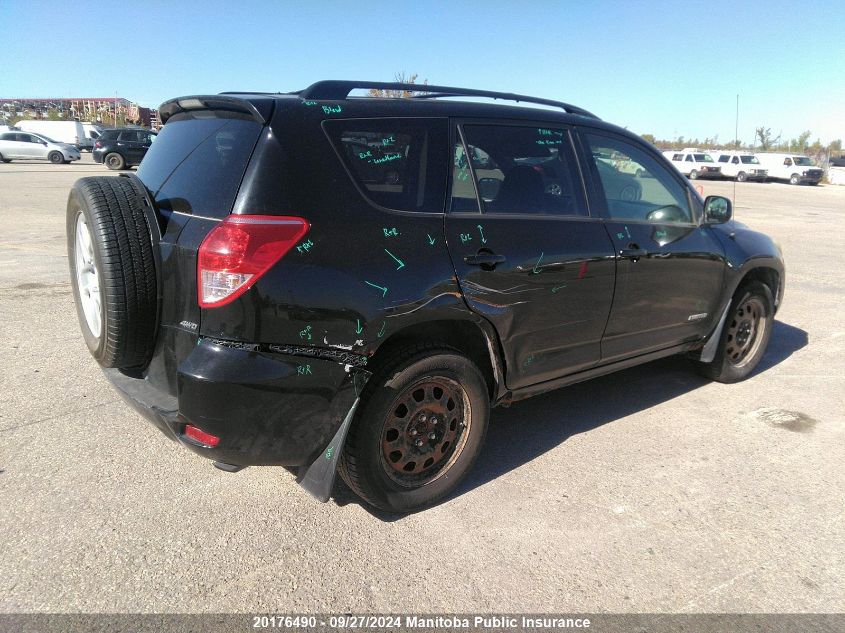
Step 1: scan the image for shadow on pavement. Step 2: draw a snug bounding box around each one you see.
[332,319,808,519]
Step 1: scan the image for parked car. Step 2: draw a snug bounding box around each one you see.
[15,120,86,150]
[755,152,823,185]
[92,127,157,170]
[0,131,81,163]
[830,155,845,168]
[66,81,784,512]
[712,151,768,182]
[662,149,722,179]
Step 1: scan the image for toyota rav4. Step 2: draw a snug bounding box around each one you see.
[67,81,785,512]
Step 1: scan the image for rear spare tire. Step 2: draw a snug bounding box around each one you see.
[67,176,157,369]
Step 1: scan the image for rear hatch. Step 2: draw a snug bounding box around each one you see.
[135,96,272,394]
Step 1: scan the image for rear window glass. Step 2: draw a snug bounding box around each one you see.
[137,112,262,218]
[324,118,447,212]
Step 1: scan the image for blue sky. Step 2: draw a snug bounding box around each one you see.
[1,0,843,144]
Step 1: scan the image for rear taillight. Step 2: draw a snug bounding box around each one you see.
[184,424,219,447]
[94,141,102,148]
[197,215,309,308]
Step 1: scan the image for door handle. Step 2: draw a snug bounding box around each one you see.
[464,252,507,269]
[619,244,648,261]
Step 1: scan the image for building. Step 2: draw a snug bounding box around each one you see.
[0,97,160,130]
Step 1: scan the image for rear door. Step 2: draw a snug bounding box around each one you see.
[18,134,46,159]
[577,130,726,361]
[446,121,616,390]
[0,133,23,158]
[118,130,143,163]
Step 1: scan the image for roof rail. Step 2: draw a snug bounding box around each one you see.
[297,80,599,119]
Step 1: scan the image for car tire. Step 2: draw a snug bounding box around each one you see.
[697,281,774,383]
[689,169,699,180]
[49,151,64,164]
[105,152,126,171]
[0,155,10,163]
[737,171,747,182]
[67,176,158,369]
[339,344,490,513]
[790,173,800,185]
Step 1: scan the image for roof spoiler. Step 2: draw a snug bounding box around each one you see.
[296,80,599,119]
[158,95,271,125]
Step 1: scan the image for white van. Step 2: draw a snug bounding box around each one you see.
[711,151,768,182]
[755,152,823,185]
[15,120,86,149]
[82,123,103,151]
[661,148,722,179]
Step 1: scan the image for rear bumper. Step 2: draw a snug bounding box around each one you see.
[697,168,722,178]
[92,148,105,163]
[103,338,363,467]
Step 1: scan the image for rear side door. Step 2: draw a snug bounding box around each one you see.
[19,134,46,159]
[577,130,726,361]
[118,130,142,163]
[446,121,616,390]
[0,133,23,158]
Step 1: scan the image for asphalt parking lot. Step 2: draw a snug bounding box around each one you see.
[1,156,843,614]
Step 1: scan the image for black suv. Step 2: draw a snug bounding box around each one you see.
[66,81,785,512]
[92,127,157,170]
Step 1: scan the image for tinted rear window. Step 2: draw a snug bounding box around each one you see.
[137,112,263,218]
[324,118,447,212]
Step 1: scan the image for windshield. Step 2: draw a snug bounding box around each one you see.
[740,155,760,164]
[793,157,815,166]
[694,153,715,162]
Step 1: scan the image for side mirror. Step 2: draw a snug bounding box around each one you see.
[704,195,732,224]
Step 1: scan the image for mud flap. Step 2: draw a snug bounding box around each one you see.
[297,368,371,502]
[699,302,731,363]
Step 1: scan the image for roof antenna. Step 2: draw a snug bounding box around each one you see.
[734,94,739,207]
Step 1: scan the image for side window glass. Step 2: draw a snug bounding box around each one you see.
[324,118,447,212]
[718,156,729,163]
[732,156,739,164]
[455,124,586,216]
[685,155,693,162]
[584,133,693,224]
[450,142,480,212]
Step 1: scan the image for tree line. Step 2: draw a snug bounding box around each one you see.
[641,129,842,160]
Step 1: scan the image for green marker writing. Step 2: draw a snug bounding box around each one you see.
[384,248,405,270]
